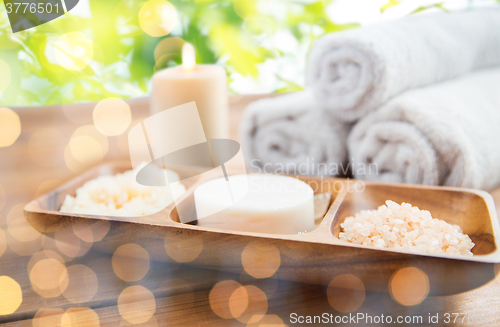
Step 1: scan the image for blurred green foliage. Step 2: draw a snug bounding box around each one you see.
[2,0,491,106]
[0,0,359,106]
[380,0,401,13]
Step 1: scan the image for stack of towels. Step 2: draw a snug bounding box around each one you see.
[240,9,500,190]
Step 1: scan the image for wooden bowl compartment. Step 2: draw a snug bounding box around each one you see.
[24,162,500,295]
[36,162,202,214]
[169,174,340,233]
[332,183,497,255]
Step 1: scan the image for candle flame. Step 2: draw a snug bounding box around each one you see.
[182,43,196,71]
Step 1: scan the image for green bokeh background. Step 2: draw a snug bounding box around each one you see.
[0,0,494,106]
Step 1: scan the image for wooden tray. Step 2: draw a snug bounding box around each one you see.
[24,162,500,295]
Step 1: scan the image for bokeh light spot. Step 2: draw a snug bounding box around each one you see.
[0,185,5,211]
[55,228,92,258]
[164,234,203,263]
[65,125,109,173]
[8,214,40,242]
[93,98,132,136]
[209,280,242,319]
[62,103,93,124]
[69,135,104,165]
[154,37,185,62]
[118,285,156,324]
[0,229,6,258]
[5,231,43,257]
[28,250,65,275]
[139,0,177,37]
[242,242,280,279]
[64,145,85,174]
[233,285,267,324]
[0,276,22,315]
[30,258,68,298]
[0,107,21,148]
[54,32,93,71]
[33,308,65,327]
[76,220,110,243]
[246,314,285,327]
[36,180,62,199]
[74,125,108,151]
[153,37,185,72]
[7,203,41,242]
[0,58,11,93]
[327,274,365,312]
[112,243,150,282]
[29,128,66,167]
[61,307,100,327]
[72,222,94,243]
[228,286,248,319]
[232,0,258,20]
[5,203,43,256]
[27,251,69,297]
[239,273,279,299]
[389,267,429,306]
[63,265,98,303]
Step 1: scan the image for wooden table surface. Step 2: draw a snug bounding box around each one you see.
[0,95,499,326]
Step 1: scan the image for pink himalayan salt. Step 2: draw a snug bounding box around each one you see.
[339,200,474,256]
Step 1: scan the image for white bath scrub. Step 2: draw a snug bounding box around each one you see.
[194,174,315,234]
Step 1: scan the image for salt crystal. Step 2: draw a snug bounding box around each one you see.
[360,228,371,237]
[338,200,474,256]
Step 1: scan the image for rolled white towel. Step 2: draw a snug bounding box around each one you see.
[348,68,500,189]
[240,91,350,176]
[307,10,500,122]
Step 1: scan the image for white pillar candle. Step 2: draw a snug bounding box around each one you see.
[194,174,315,234]
[150,43,229,140]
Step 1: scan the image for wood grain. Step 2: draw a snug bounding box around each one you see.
[1,95,500,326]
[24,157,500,296]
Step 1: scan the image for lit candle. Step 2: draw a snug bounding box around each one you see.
[150,43,229,140]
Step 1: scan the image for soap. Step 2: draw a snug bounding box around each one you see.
[194,174,315,234]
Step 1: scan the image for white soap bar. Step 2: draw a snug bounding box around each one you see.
[194,174,315,234]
